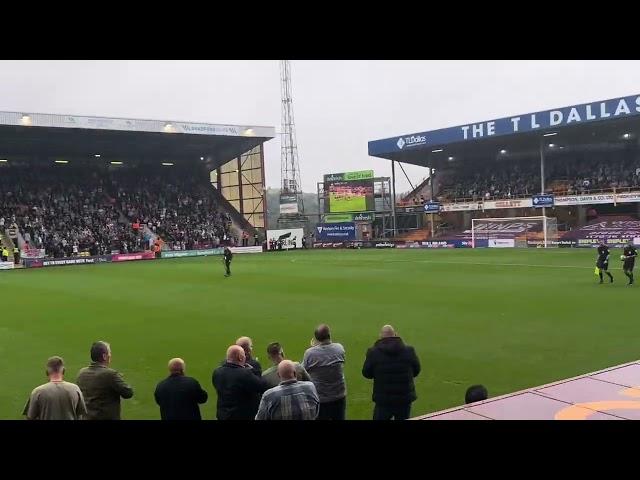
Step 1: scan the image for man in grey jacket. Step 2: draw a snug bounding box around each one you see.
[302,324,346,420]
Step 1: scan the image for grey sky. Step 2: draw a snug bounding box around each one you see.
[1,60,639,194]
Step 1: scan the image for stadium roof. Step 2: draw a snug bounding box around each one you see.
[0,111,275,168]
[368,94,640,168]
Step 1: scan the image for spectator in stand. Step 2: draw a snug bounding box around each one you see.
[236,336,262,377]
[302,324,347,420]
[254,232,259,246]
[154,358,208,420]
[465,385,488,404]
[255,360,320,420]
[23,356,87,420]
[76,341,134,420]
[212,345,267,420]
[262,342,311,389]
[362,325,421,420]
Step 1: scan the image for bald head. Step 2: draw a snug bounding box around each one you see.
[168,358,185,375]
[227,345,246,365]
[277,360,297,381]
[314,324,331,343]
[380,325,396,338]
[235,337,253,359]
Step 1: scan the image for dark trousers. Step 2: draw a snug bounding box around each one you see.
[225,260,231,275]
[373,403,411,420]
[318,397,346,420]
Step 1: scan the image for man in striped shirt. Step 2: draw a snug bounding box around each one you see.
[255,360,319,420]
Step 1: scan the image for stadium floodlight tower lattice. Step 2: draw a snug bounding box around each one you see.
[277,60,308,230]
[471,216,558,248]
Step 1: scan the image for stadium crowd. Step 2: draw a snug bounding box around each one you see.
[0,165,235,257]
[438,156,640,202]
[23,324,488,421]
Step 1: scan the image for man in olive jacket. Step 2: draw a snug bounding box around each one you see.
[362,325,420,420]
[76,341,134,420]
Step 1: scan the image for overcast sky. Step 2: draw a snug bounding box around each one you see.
[1,60,639,194]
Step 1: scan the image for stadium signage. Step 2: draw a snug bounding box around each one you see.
[315,223,356,241]
[353,212,374,222]
[488,238,515,248]
[441,202,481,212]
[323,213,374,223]
[424,202,441,213]
[554,193,615,206]
[323,170,374,182]
[421,241,454,248]
[266,228,304,250]
[0,262,15,270]
[161,248,223,259]
[313,242,346,248]
[369,94,640,155]
[112,252,155,262]
[396,135,427,150]
[483,199,532,210]
[178,124,239,135]
[324,214,354,223]
[21,248,46,259]
[440,191,640,211]
[23,254,114,268]
[613,192,640,204]
[229,246,263,254]
[532,194,554,208]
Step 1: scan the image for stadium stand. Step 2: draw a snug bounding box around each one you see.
[399,153,640,205]
[0,163,235,257]
[438,154,640,202]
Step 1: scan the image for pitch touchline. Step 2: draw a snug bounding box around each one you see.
[357,258,590,269]
[287,257,590,269]
[416,260,588,269]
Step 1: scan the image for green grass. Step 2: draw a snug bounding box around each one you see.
[2,248,638,420]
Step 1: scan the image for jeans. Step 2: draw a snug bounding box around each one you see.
[318,397,346,420]
[373,403,411,420]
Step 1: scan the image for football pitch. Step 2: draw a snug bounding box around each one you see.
[2,248,638,420]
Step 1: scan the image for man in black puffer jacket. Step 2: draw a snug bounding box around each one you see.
[362,325,421,420]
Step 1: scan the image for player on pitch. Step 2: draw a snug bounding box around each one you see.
[596,241,614,284]
[223,247,233,277]
[622,240,638,286]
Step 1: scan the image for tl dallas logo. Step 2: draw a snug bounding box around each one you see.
[396,135,426,149]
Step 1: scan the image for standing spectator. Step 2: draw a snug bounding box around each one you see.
[76,341,134,420]
[212,345,267,420]
[262,342,311,389]
[154,358,208,420]
[236,336,262,377]
[254,232,259,246]
[302,324,346,420]
[255,360,319,420]
[465,385,488,404]
[362,325,421,420]
[23,356,87,420]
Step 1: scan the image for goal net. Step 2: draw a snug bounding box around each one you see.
[471,216,558,248]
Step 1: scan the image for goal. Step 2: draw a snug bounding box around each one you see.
[471,216,558,248]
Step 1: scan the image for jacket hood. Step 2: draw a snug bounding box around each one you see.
[374,336,405,355]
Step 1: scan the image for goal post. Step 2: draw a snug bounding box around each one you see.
[471,216,558,248]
